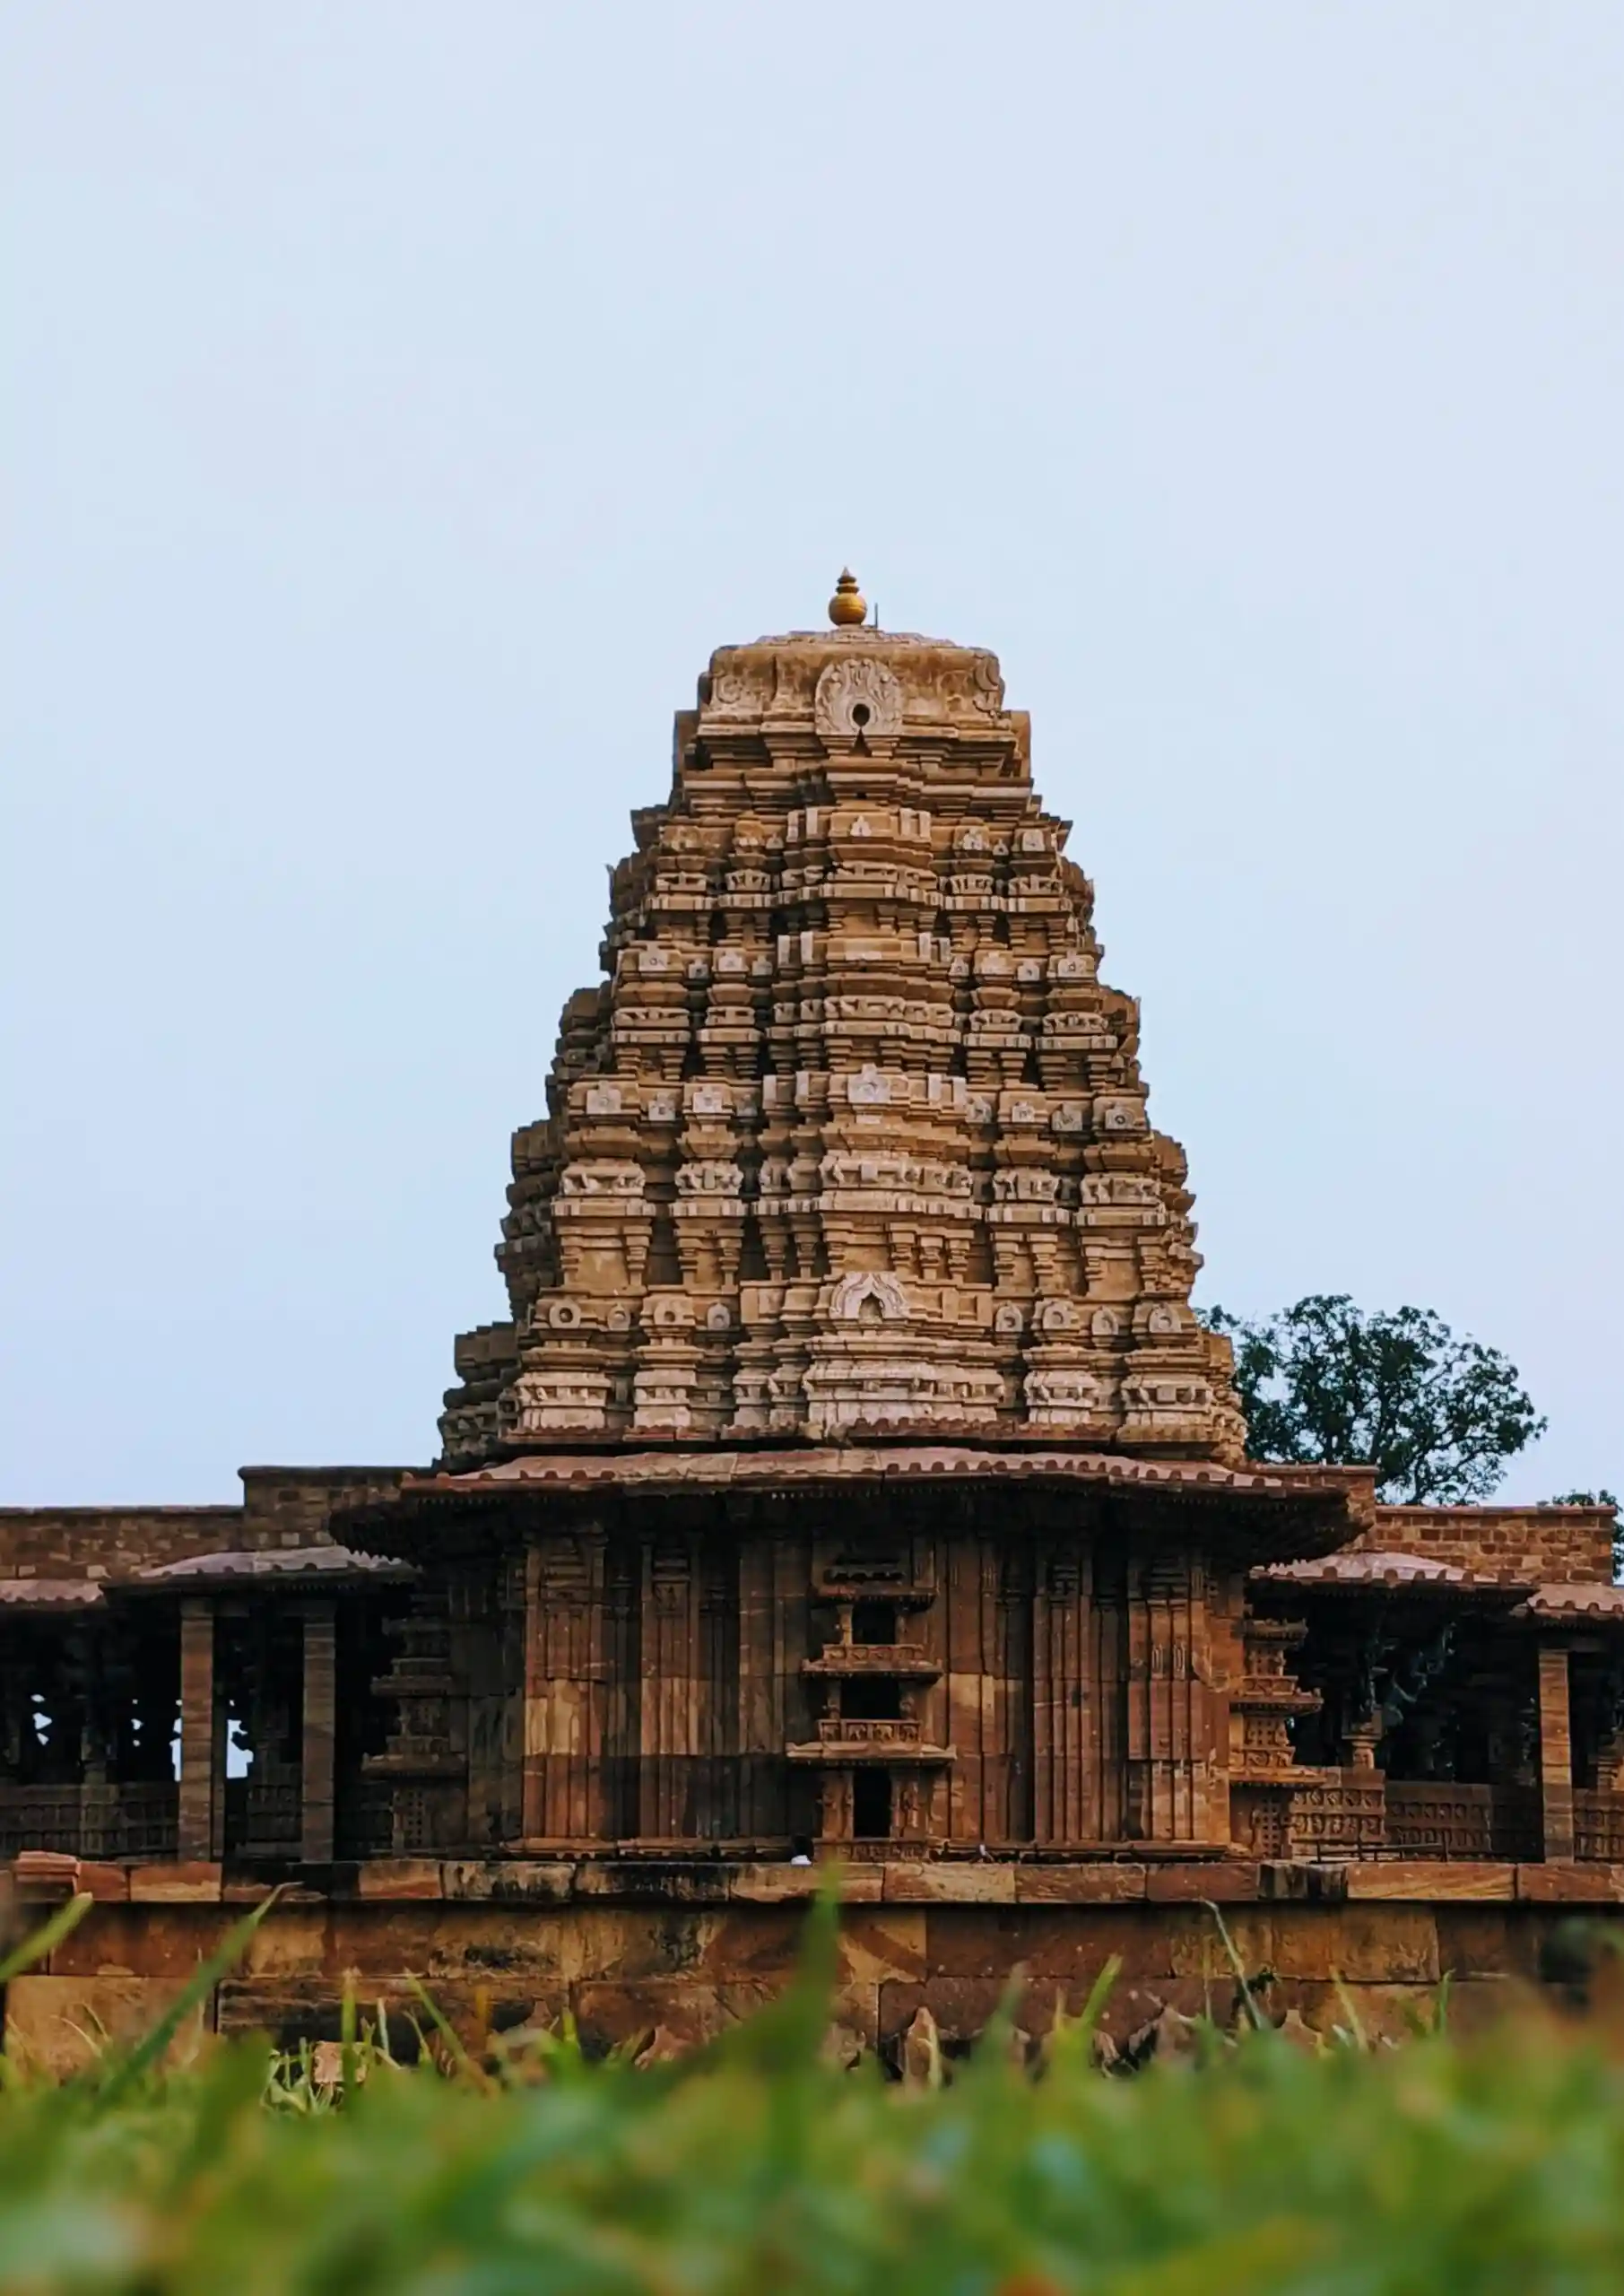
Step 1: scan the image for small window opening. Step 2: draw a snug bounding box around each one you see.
[843,1677,903,1721]
[852,1600,897,1645]
[853,1769,892,1840]
[850,702,872,727]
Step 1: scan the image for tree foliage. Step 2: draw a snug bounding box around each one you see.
[1204,1294,1547,1502]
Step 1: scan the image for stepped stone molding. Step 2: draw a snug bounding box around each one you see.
[438,621,1246,1467]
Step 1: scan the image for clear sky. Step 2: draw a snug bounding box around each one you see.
[3,4,1619,1506]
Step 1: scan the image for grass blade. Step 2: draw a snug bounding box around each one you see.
[0,1892,93,1987]
[91,1886,283,2105]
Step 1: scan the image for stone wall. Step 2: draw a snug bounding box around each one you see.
[1366,1505,1616,1586]
[0,1466,414,1582]
[8,1859,1623,2074]
[0,1507,243,1578]
[239,1466,414,1548]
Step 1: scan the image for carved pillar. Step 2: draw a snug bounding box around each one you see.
[698,1533,740,1839]
[602,1536,642,1843]
[819,1766,855,1848]
[461,1557,522,1851]
[523,1527,611,1844]
[638,1533,699,1840]
[1538,1642,1575,1862]
[177,1598,222,1861]
[769,1520,814,1846]
[1123,1553,1211,1843]
[944,1534,993,1846]
[300,1602,337,1865]
[1031,1537,1100,1844]
[951,1535,1036,1848]
[735,1530,781,1842]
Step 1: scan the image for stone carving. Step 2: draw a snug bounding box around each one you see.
[674,1161,744,1197]
[814,657,903,740]
[829,1271,910,1323]
[559,1162,645,1198]
[1023,1367,1107,1423]
[847,1065,894,1107]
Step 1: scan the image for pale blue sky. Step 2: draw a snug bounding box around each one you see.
[3,3,1620,1504]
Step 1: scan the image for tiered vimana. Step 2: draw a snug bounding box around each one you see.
[439,569,1246,1464]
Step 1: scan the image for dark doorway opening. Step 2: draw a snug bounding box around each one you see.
[851,1600,897,1646]
[853,1769,892,1841]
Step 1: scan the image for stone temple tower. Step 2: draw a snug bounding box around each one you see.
[439,572,1246,1467]
[13,578,1620,2068]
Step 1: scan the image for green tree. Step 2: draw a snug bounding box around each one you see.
[1204,1293,1547,1502]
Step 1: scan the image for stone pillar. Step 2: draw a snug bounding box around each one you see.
[817,1766,855,1848]
[1538,1642,1575,1862]
[177,1598,221,1861]
[523,1528,613,1844]
[638,1534,699,1841]
[735,1532,782,1841]
[1032,1539,1104,1844]
[1123,1554,1211,1844]
[300,1602,337,1865]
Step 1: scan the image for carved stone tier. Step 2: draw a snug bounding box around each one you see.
[1229,1614,1321,1783]
[439,617,1246,1465]
[788,1722,954,1763]
[803,1644,941,1681]
[361,1605,467,1849]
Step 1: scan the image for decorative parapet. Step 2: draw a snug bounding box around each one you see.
[786,1718,952,1762]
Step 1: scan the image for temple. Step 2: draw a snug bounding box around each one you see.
[4,575,1621,2067]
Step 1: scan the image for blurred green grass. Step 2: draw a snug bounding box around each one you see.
[4,1888,1624,2294]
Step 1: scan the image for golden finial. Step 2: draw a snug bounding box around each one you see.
[828,568,867,627]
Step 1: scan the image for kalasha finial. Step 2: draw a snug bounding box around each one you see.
[828,568,867,627]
